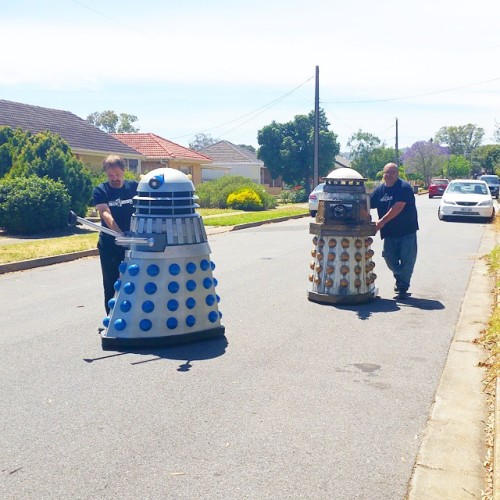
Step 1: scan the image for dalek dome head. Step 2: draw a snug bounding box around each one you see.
[139,168,195,194]
[135,168,198,217]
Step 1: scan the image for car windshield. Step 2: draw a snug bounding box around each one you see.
[449,183,487,195]
[481,176,499,185]
[432,179,448,185]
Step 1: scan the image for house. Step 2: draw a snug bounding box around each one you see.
[111,133,219,185]
[199,140,283,192]
[0,99,143,171]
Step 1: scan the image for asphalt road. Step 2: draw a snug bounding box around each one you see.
[0,196,489,499]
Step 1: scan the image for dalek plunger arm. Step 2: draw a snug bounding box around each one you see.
[67,211,154,247]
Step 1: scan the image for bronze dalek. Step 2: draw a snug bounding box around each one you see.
[308,167,378,304]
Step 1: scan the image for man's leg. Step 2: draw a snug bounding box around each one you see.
[396,233,418,292]
[382,236,402,290]
[98,244,125,314]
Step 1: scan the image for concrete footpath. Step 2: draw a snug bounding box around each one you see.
[0,215,498,498]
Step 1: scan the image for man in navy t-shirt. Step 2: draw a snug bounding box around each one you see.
[92,155,138,314]
[370,162,419,300]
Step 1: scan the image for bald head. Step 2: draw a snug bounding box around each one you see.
[382,163,399,187]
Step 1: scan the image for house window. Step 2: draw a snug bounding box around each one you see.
[179,165,193,176]
[127,159,139,173]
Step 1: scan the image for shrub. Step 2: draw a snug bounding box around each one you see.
[196,176,276,209]
[227,189,264,211]
[0,175,71,234]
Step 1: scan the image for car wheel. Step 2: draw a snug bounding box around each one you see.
[310,210,317,217]
[488,209,495,223]
[429,194,433,199]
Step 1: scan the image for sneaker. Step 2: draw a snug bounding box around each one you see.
[394,283,400,292]
[396,289,409,300]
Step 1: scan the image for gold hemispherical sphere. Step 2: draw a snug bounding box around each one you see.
[354,265,362,274]
[341,238,350,248]
[365,237,373,247]
[340,252,350,261]
[354,278,362,288]
[340,265,349,275]
[309,261,315,270]
[314,277,321,284]
[311,249,317,257]
[315,264,322,273]
[317,252,323,260]
[325,278,333,287]
[355,239,363,248]
[340,279,349,287]
[326,265,334,274]
[354,252,362,262]
[318,238,325,247]
[327,252,335,261]
[328,238,337,247]
[365,249,374,259]
[308,274,314,282]
[313,236,318,245]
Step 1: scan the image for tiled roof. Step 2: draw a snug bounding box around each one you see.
[199,140,263,164]
[112,133,213,163]
[0,99,141,156]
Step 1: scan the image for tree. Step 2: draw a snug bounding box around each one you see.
[434,124,484,159]
[470,144,500,176]
[443,155,471,179]
[86,110,139,133]
[346,130,383,178]
[257,109,340,190]
[402,141,450,187]
[189,133,219,151]
[6,130,93,216]
[493,120,500,144]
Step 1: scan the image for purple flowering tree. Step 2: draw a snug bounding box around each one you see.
[402,141,450,187]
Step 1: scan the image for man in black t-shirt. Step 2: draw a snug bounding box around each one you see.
[370,163,419,300]
[92,155,139,314]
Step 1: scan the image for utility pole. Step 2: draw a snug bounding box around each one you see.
[395,117,399,167]
[313,65,319,189]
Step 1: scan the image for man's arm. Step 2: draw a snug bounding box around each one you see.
[96,203,124,236]
[375,201,406,231]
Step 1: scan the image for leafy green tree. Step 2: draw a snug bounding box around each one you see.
[189,133,219,151]
[402,141,450,187]
[6,130,93,216]
[257,109,340,190]
[86,110,139,133]
[470,144,500,176]
[346,130,383,178]
[493,120,500,144]
[443,155,471,179]
[434,124,484,159]
[0,126,31,178]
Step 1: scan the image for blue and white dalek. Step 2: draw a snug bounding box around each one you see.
[70,168,224,351]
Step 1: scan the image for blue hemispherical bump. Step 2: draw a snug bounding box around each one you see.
[186,315,196,327]
[139,319,152,331]
[167,299,179,312]
[186,262,196,274]
[128,264,140,276]
[108,298,116,310]
[169,263,180,276]
[208,311,218,323]
[203,277,213,289]
[166,317,178,330]
[113,279,122,291]
[219,311,222,318]
[186,297,196,309]
[206,294,215,306]
[213,278,218,287]
[168,281,180,294]
[186,279,197,292]
[124,282,135,294]
[200,259,210,271]
[210,261,216,270]
[147,264,160,277]
[144,282,157,295]
[120,300,132,312]
[103,317,110,327]
[119,262,127,274]
[142,300,155,313]
[114,318,127,331]
[216,294,221,303]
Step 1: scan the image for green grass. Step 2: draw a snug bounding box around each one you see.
[203,206,308,226]
[0,233,99,264]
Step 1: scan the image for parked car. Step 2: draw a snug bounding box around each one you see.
[479,174,499,198]
[428,178,449,198]
[438,179,495,222]
[308,182,325,217]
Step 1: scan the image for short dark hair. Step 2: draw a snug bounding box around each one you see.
[103,155,126,170]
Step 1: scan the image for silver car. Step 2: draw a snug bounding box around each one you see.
[308,183,325,217]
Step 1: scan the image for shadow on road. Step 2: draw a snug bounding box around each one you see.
[83,336,228,371]
[334,296,445,320]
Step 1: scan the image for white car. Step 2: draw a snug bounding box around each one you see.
[308,182,325,217]
[438,179,495,222]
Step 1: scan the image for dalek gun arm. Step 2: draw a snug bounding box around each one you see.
[67,210,154,247]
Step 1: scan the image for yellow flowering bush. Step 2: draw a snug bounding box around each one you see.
[226,189,263,211]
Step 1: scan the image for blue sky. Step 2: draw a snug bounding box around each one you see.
[1,0,499,151]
